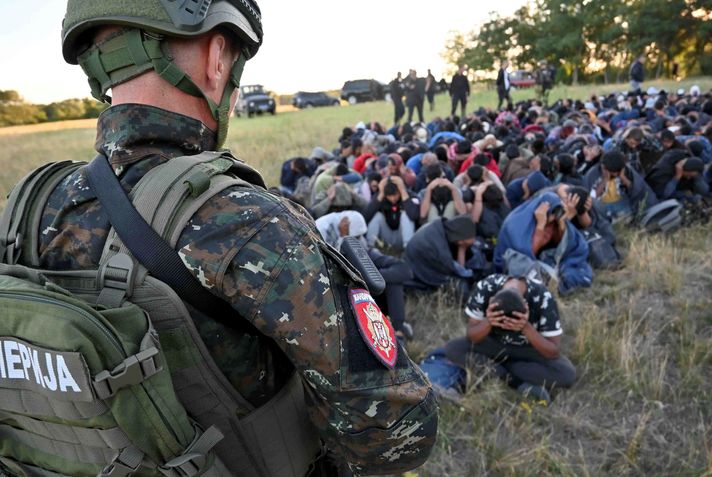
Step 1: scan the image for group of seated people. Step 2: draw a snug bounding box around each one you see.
[276,86,712,403]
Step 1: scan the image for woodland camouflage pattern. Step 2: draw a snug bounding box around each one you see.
[33,104,438,474]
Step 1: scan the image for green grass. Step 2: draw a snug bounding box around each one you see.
[1,77,712,476]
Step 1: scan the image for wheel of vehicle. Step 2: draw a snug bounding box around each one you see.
[332,100,340,106]
[247,110,254,118]
[270,109,276,115]
[348,95,357,105]
[305,103,314,109]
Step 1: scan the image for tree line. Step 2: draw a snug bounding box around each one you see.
[0,90,107,127]
[444,0,711,84]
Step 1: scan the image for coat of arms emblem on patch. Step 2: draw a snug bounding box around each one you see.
[349,288,397,368]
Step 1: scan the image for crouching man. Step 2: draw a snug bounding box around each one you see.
[444,274,576,403]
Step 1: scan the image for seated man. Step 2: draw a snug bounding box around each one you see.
[506,171,552,210]
[405,215,478,295]
[314,211,414,339]
[365,176,418,253]
[279,156,316,197]
[469,180,511,243]
[419,164,467,224]
[645,150,708,201]
[584,149,657,222]
[494,191,593,294]
[444,274,576,403]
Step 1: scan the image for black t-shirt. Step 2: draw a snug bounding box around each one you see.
[464,274,562,346]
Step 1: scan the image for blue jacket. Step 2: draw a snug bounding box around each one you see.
[494,192,593,294]
[428,131,464,148]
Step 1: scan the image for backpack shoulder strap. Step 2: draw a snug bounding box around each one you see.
[87,153,262,337]
[0,161,83,266]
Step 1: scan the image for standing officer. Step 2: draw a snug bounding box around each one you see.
[535,60,555,107]
[390,71,406,125]
[496,59,513,110]
[11,1,438,475]
[449,64,470,119]
[404,69,424,123]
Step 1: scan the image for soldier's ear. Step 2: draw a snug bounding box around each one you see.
[205,33,231,92]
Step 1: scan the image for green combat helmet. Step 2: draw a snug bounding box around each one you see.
[62,0,263,148]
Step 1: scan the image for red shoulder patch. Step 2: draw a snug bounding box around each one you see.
[349,288,398,368]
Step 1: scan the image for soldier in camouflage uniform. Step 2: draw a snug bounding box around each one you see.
[28,0,438,475]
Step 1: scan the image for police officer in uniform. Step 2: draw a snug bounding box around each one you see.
[22,1,438,475]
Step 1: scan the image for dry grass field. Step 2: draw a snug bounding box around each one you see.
[1,78,711,476]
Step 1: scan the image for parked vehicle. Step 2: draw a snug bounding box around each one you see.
[292,91,340,109]
[340,79,387,104]
[235,84,276,117]
[509,70,536,88]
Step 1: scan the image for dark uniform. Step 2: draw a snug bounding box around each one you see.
[34,104,438,474]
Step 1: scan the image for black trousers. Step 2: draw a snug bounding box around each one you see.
[451,94,467,117]
[393,99,405,124]
[497,88,512,110]
[444,336,576,390]
[407,101,424,123]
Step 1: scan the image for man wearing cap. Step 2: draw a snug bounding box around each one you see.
[506,171,552,210]
[19,1,438,475]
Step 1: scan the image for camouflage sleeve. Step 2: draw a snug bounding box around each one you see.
[184,189,438,474]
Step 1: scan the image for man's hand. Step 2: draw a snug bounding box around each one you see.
[675,159,686,180]
[583,196,593,213]
[584,144,601,162]
[562,193,580,220]
[499,305,530,332]
[472,180,493,200]
[534,201,550,227]
[601,167,611,183]
[485,302,505,328]
[338,216,350,237]
[619,168,632,188]
[426,177,442,190]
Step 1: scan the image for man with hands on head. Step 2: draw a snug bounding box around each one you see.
[419,173,467,224]
[444,274,576,403]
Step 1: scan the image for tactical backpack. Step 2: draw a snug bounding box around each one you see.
[0,153,320,477]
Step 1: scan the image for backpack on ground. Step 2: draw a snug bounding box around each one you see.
[0,153,319,477]
[639,199,682,233]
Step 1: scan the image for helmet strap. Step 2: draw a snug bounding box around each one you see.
[77,28,247,149]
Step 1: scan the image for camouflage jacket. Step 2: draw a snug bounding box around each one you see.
[34,104,437,475]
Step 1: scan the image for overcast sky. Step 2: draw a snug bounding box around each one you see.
[0,0,527,104]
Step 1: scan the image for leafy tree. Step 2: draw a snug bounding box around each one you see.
[0,90,23,103]
[0,103,46,127]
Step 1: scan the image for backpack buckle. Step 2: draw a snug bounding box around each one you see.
[159,425,223,477]
[0,232,22,264]
[99,447,144,477]
[94,347,162,399]
[98,253,137,307]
